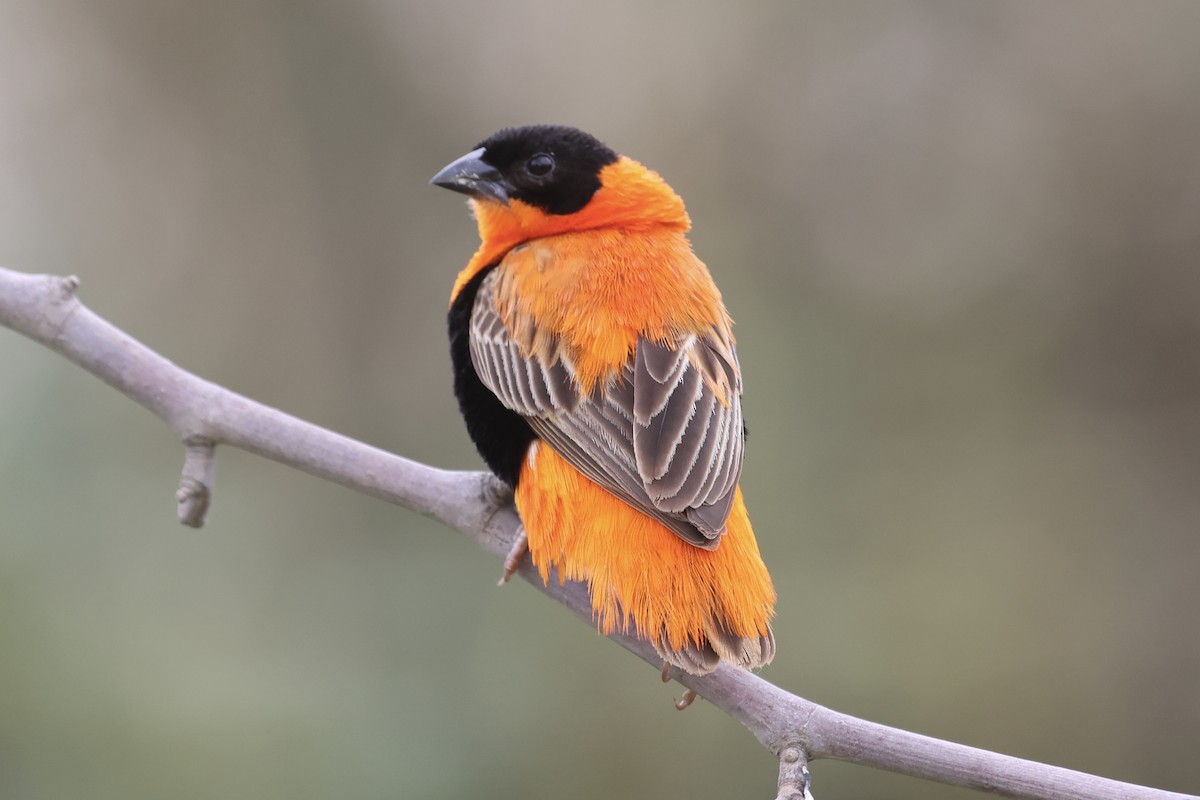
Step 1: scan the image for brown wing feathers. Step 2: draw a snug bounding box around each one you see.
[634,336,743,536]
[469,274,579,417]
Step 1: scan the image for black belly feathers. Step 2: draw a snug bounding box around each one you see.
[448,264,536,488]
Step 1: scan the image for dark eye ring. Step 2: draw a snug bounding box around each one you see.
[527,153,555,177]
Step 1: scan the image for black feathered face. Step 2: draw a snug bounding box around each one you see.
[431,125,618,216]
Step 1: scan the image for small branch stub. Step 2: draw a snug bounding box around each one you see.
[776,746,813,800]
[56,274,80,301]
[177,438,217,527]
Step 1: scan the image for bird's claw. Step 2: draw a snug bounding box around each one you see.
[498,528,529,585]
[674,689,698,710]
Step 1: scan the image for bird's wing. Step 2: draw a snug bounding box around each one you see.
[469,268,744,549]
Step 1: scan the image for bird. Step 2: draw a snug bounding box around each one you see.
[431,125,775,680]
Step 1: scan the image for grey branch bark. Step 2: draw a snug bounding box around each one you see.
[0,266,1194,800]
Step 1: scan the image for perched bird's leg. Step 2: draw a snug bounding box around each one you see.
[675,689,698,711]
[499,527,529,585]
[661,662,671,683]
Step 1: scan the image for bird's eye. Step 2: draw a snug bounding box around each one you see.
[526,153,555,177]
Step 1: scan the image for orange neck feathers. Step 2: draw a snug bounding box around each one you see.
[449,156,691,304]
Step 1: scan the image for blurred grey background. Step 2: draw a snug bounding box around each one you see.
[1,2,1198,798]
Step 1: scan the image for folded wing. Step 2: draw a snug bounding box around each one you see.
[469,269,744,548]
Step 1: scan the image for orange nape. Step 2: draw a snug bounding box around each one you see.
[515,440,776,672]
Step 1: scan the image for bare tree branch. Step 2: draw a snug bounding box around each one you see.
[1,266,1194,800]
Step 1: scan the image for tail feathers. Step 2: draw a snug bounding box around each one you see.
[654,623,775,676]
[655,637,720,675]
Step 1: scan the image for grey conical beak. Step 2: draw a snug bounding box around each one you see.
[430,147,510,204]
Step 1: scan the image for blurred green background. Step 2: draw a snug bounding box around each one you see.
[2,2,1198,798]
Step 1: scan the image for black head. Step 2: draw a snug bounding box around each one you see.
[430,125,618,215]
